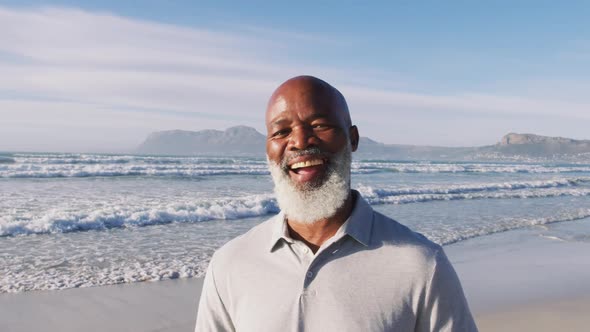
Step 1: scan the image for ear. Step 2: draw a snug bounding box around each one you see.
[349,125,359,152]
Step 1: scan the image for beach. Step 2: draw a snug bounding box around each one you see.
[2,218,589,332]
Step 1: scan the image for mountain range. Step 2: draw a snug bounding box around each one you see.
[136,127,590,162]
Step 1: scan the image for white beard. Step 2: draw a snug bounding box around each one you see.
[268,145,352,224]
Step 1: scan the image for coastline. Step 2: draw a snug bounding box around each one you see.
[1,220,589,332]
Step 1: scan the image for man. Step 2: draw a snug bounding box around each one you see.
[195,76,478,331]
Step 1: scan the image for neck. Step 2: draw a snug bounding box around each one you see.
[287,191,356,253]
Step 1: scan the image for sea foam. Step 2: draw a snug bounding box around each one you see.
[357,177,590,205]
[2,208,589,293]
[0,195,279,236]
[3,153,590,178]
[427,208,590,246]
[2,177,589,237]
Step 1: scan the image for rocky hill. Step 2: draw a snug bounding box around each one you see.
[480,133,590,159]
[500,133,576,145]
[136,126,265,156]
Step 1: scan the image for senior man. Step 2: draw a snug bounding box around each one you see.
[195,76,478,331]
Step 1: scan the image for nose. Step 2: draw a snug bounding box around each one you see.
[288,125,317,151]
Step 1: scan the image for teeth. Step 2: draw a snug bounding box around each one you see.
[290,159,324,170]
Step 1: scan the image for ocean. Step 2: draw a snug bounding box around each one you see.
[1,152,590,293]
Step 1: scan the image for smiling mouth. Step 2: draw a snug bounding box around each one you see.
[290,159,325,170]
[282,155,330,184]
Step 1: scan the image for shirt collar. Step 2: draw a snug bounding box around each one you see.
[269,210,291,252]
[341,190,373,247]
[268,190,374,252]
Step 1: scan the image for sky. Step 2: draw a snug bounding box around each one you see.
[1,1,590,152]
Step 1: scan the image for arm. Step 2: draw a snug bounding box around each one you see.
[195,259,235,332]
[416,249,478,332]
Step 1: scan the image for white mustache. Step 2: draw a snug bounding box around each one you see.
[281,147,331,170]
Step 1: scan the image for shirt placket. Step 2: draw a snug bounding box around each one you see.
[295,236,346,329]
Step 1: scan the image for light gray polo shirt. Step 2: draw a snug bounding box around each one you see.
[195,191,478,331]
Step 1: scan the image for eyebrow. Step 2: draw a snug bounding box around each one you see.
[306,113,331,122]
[270,112,334,126]
[270,118,291,127]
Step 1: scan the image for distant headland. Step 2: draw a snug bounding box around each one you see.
[136,127,590,162]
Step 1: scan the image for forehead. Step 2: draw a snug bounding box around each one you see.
[265,87,339,126]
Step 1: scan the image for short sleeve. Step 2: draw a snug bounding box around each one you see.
[416,249,478,332]
[194,259,235,332]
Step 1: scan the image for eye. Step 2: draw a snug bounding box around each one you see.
[271,128,290,138]
[312,123,331,130]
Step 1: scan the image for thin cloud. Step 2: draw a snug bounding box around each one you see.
[0,5,588,151]
[342,86,590,120]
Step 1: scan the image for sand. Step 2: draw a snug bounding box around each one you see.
[0,278,203,332]
[1,225,589,332]
[476,296,590,332]
[447,226,590,331]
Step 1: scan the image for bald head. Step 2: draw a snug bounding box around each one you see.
[265,76,352,129]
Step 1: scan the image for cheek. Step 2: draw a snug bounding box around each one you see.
[318,131,348,151]
[266,140,285,163]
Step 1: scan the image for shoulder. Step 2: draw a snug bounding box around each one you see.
[351,190,439,254]
[372,210,438,248]
[369,209,442,267]
[208,214,278,271]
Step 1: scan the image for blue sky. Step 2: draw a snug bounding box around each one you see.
[1,1,590,152]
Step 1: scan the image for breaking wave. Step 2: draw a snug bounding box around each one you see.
[353,161,590,174]
[3,153,590,178]
[3,177,590,237]
[0,195,279,236]
[357,178,590,205]
[0,164,270,178]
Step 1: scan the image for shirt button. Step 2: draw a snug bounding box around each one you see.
[306,271,314,278]
[302,247,309,253]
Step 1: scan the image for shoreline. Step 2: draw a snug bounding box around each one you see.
[1,222,589,332]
